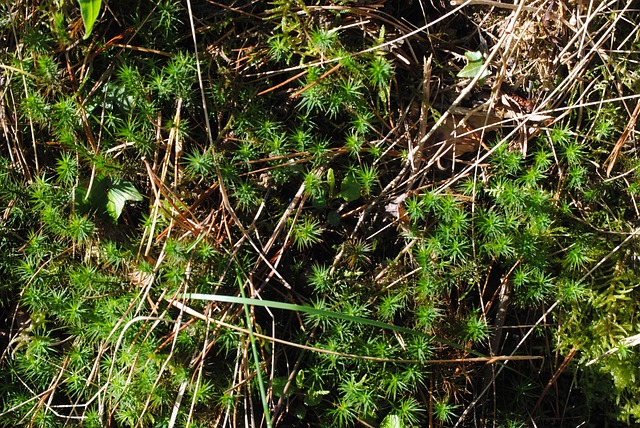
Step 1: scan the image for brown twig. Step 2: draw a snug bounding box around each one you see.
[604,100,640,177]
[450,0,542,13]
[290,62,342,98]
[531,347,577,415]
[257,69,308,96]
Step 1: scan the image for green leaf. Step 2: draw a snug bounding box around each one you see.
[296,370,305,388]
[381,414,405,428]
[327,168,335,195]
[106,180,144,222]
[327,210,341,227]
[294,404,307,420]
[339,174,360,202]
[312,193,328,209]
[304,390,327,407]
[272,377,295,398]
[457,51,490,80]
[464,50,484,62]
[77,0,102,39]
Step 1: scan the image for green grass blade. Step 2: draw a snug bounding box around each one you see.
[236,285,273,428]
[182,293,469,352]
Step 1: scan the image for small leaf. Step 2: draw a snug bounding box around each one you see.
[303,389,328,407]
[294,404,307,420]
[381,414,406,428]
[327,210,341,227]
[327,168,335,195]
[312,193,327,209]
[295,370,305,388]
[77,0,102,39]
[339,174,361,202]
[457,50,490,80]
[106,180,144,222]
[464,50,484,62]
[272,377,295,398]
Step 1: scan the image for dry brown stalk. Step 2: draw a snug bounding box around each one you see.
[604,100,640,177]
[257,69,308,96]
[532,347,577,414]
[290,62,342,98]
[450,0,543,13]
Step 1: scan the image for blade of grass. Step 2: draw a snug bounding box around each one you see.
[237,284,272,428]
[182,293,472,354]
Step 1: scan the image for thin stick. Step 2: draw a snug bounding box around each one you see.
[450,0,541,13]
[257,69,308,96]
[604,100,640,176]
[290,62,342,98]
[532,347,577,413]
